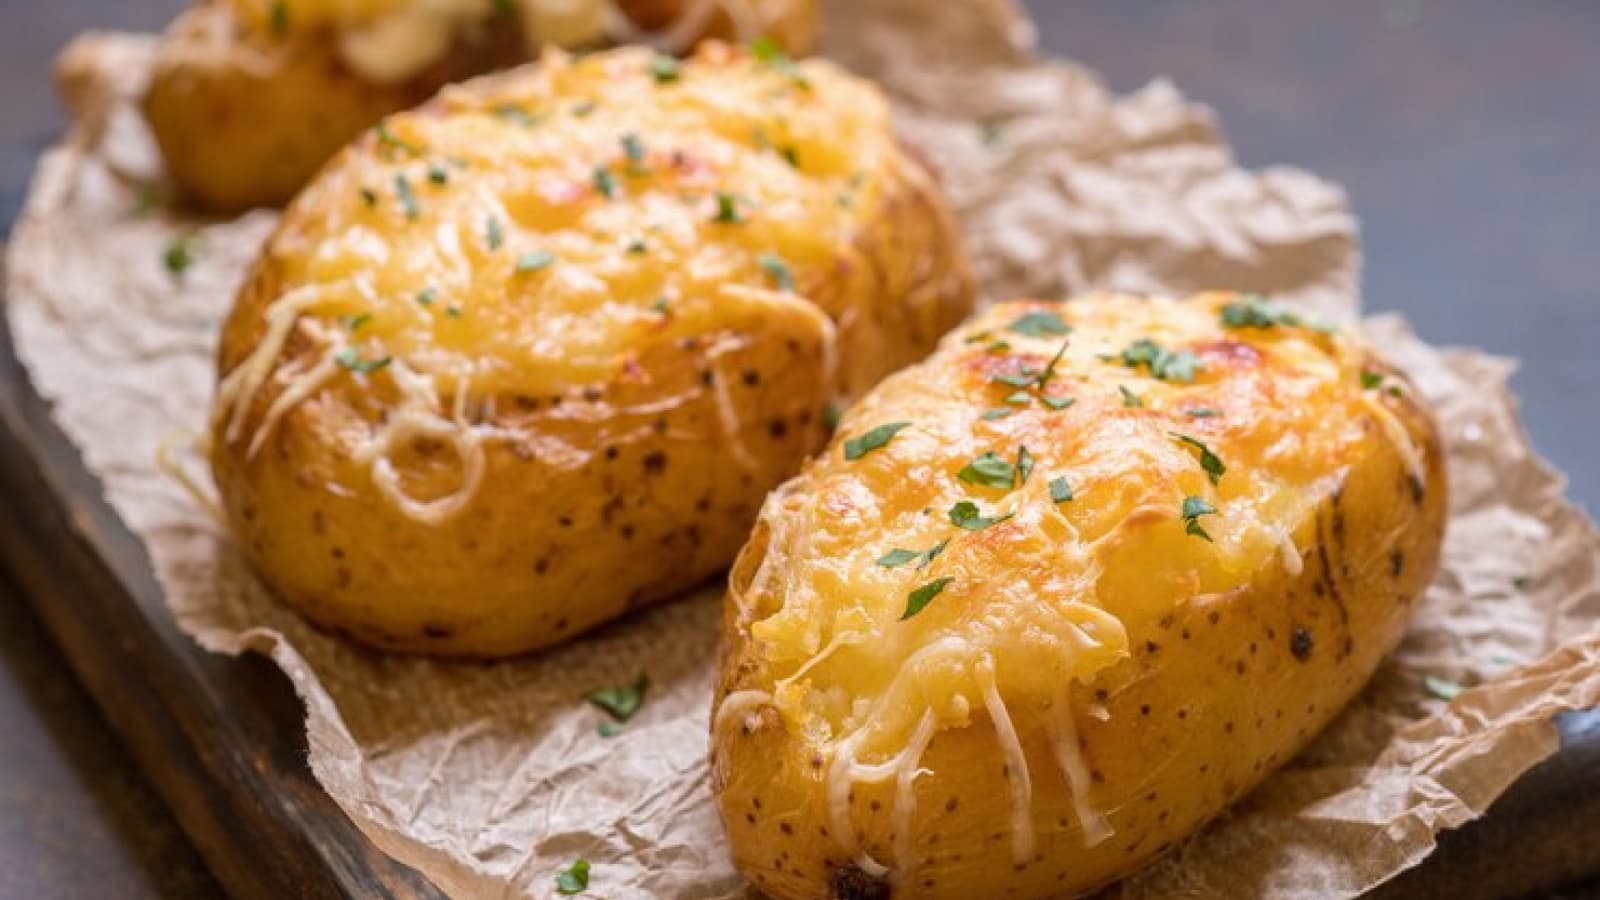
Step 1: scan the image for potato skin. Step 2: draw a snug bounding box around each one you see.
[142,0,820,212]
[711,293,1446,899]
[208,44,973,657]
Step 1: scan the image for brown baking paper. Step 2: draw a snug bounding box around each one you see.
[9,1,1599,897]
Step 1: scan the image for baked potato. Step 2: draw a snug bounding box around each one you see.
[711,292,1445,899]
[208,42,974,657]
[143,0,820,211]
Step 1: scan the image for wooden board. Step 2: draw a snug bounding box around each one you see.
[0,304,1596,899]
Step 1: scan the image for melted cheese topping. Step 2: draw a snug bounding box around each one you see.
[216,45,891,522]
[229,0,796,83]
[727,292,1428,874]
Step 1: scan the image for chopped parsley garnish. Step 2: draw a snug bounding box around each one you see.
[587,673,649,722]
[823,401,843,431]
[1118,385,1143,408]
[516,250,555,273]
[269,0,289,35]
[1360,369,1384,390]
[1512,574,1533,592]
[486,216,504,250]
[651,297,670,314]
[1187,407,1220,418]
[592,165,618,199]
[1180,495,1217,542]
[359,187,378,207]
[965,330,993,344]
[843,421,910,460]
[393,173,419,219]
[1008,309,1070,337]
[901,577,953,620]
[427,164,448,185]
[958,452,1015,490]
[948,500,1012,531]
[876,548,920,568]
[626,238,647,254]
[877,539,947,570]
[650,54,681,83]
[1220,294,1334,332]
[1120,338,1200,383]
[1169,433,1225,485]
[1041,394,1076,411]
[756,253,795,291]
[1004,391,1030,405]
[1049,477,1074,503]
[621,133,645,163]
[992,371,1036,388]
[338,312,372,331]
[1017,446,1035,484]
[493,103,540,126]
[980,407,1013,420]
[712,192,745,224]
[1034,338,1071,391]
[416,287,437,306]
[163,234,196,274]
[335,346,391,374]
[750,37,807,86]
[445,305,463,318]
[780,145,800,168]
[375,122,420,156]
[555,859,590,894]
[597,721,622,738]
[1423,675,1465,701]
[987,340,1011,354]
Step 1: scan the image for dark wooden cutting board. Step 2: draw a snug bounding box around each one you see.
[0,304,1595,899]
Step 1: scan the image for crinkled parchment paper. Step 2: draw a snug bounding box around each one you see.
[8,1,1599,897]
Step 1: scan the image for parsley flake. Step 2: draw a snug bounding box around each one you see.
[948,500,1012,531]
[901,577,953,620]
[1008,309,1070,337]
[427,164,448,185]
[1118,385,1143,408]
[621,133,646,166]
[555,859,590,894]
[1041,395,1076,411]
[1169,433,1226,485]
[958,452,1015,490]
[335,346,391,374]
[416,287,437,307]
[494,104,540,126]
[650,54,681,83]
[980,407,1013,421]
[269,0,289,35]
[843,421,910,460]
[1423,675,1465,701]
[756,253,795,291]
[485,216,503,250]
[1120,338,1200,383]
[1180,495,1217,541]
[516,250,555,273]
[1187,407,1220,418]
[593,165,618,199]
[163,234,196,275]
[375,122,420,156]
[587,673,649,722]
[750,36,808,86]
[1017,446,1035,484]
[1360,369,1384,390]
[1049,477,1074,503]
[712,192,745,224]
[393,173,419,219]
[877,539,946,570]
[338,312,372,331]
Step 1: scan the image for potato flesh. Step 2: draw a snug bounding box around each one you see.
[209,43,973,656]
[712,293,1446,899]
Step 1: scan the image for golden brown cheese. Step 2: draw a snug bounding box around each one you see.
[208,43,973,657]
[712,292,1446,900]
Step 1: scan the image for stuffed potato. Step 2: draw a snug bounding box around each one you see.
[144,0,819,211]
[711,293,1445,899]
[208,43,974,657]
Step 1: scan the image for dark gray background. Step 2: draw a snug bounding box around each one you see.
[0,1,1595,896]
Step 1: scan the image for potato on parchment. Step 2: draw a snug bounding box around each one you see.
[712,292,1446,900]
[208,42,973,657]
